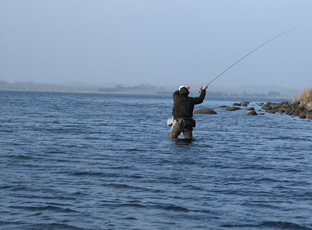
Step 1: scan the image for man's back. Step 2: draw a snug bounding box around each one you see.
[172,89,206,119]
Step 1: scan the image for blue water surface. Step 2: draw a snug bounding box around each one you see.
[0,91,311,230]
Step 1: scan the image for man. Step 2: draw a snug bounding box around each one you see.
[169,84,208,139]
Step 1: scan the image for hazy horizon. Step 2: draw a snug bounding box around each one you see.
[1,79,302,97]
[1,0,311,91]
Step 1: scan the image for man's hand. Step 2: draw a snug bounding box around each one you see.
[186,86,191,89]
[202,84,208,90]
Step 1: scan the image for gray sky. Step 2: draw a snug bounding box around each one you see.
[1,0,311,91]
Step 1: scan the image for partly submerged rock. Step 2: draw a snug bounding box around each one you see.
[246,111,257,116]
[233,101,250,106]
[262,102,272,111]
[299,113,307,119]
[226,107,241,111]
[240,101,250,106]
[245,107,255,111]
[194,109,217,114]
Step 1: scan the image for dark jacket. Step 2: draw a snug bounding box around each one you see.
[172,89,206,119]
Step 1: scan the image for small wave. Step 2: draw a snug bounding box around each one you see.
[255,177,280,183]
[48,223,90,230]
[163,204,189,212]
[101,200,146,209]
[9,205,77,213]
[10,186,28,191]
[11,154,35,160]
[221,221,312,229]
[263,221,311,230]
[72,171,105,177]
[27,223,86,230]
[102,182,165,193]
[123,216,137,220]
[182,184,205,191]
[269,136,311,142]
[0,185,12,189]
[239,165,275,170]
[0,129,14,133]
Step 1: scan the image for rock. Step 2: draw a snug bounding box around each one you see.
[299,113,306,119]
[260,100,312,120]
[245,107,255,111]
[233,101,249,106]
[194,109,217,114]
[269,108,277,114]
[305,102,312,111]
[240,101,249,106]
[281,101,290,106]
[246,111,257,116]
[291,101,300,107]
[262,102,272,111]
[219,105,227,108]
[226,107,241,111]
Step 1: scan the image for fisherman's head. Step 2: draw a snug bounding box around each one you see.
[179,85,189,95]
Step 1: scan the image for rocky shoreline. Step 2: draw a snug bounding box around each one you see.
[195,100,312,120]
[261,101,312,119]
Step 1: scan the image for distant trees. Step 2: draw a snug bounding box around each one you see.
[99,84,164,92]
[267,91,281,97]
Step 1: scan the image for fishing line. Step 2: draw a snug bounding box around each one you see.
[207,27,297,86]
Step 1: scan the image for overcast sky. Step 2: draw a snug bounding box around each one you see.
[1,0,311,91]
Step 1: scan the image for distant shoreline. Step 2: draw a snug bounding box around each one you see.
[0,88,292,100]
[0,88,168,95]
[0,81,293,99]
[0,81,295,99]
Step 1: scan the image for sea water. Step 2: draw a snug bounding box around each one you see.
[0,91,311,230]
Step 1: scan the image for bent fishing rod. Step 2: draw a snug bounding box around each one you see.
[205,27,297,87]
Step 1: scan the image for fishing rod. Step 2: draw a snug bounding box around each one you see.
[205,27,297,87]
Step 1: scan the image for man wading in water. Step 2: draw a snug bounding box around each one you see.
[169,84,208,139]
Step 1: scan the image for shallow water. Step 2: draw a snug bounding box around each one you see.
[1,91,311,230]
